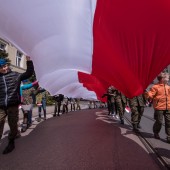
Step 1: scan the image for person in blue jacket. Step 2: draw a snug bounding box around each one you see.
[20,80,38,132]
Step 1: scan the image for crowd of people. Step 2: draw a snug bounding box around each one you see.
[0,56,85,154]
[102,72,170,144]
[0,55,170,156]
[53,95,82,117]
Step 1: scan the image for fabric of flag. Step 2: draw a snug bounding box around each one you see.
[0,0,170,100]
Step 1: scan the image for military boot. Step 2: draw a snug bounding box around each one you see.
[120,118,124,124]
[3,139,15,154]
[154,133,160,139]
[137,123,141,129]
[133,124,139,132]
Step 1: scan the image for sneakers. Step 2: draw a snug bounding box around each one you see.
[21,124,27,133]
[53,113,60,117]
[112,114,116,118]
[36,117,41,122]
[115,115,119,119]
[3,140,15,154]
[21,127,27,133]
[154,133,160,139]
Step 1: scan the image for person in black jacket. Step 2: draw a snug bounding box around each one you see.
[53,94,64,117]
[0,56,34,154]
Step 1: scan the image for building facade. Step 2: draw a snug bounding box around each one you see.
[0,38,26,73]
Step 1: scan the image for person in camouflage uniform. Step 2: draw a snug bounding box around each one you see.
[114,89,127,124]
[128,94,146,131]
[102,86,116,116]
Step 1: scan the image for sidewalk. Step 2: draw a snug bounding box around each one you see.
[19,102,90,119]
[2,103,89,139]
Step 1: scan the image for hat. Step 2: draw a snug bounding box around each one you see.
[0,58,6,67]
[157,72,169,81]
[22,79,28,83]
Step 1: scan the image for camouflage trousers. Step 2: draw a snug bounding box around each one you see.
[0,106,19,140]
[153,110,170,137]
[107,102,115,115]
[115,101,125,120]
[131,106,144,125]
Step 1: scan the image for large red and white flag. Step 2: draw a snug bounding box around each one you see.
[0,0,170,100]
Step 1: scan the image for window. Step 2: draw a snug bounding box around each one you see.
[0,42,6,51]
[16,51,23,67]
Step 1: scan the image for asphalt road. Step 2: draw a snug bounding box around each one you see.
[125,106,170,169]
[0,106,162,170]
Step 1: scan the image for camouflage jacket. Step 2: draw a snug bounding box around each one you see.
[128,94,146,107]
[22,87,35,105]
[114,90,127,104]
